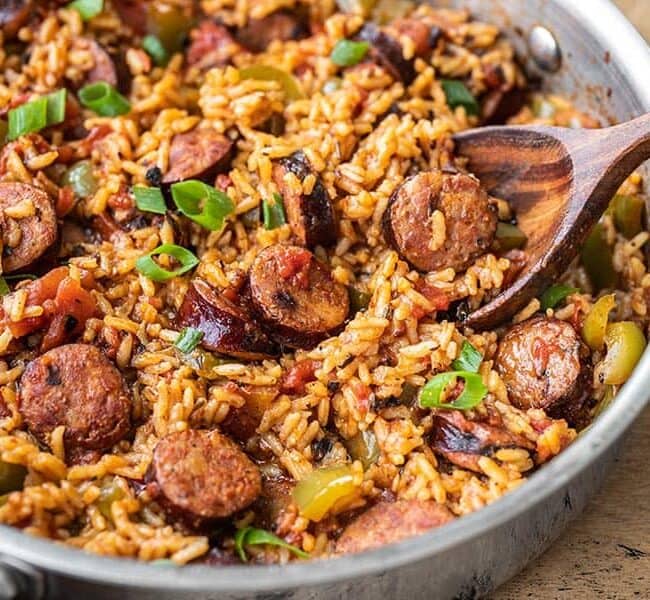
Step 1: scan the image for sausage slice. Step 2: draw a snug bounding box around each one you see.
[382,170,497,273]
[0,0,31,39]
[494,316,592,426]
[186,21,241,71]
[236,11,308,53]
[147,429,261,528]
[0,182,57,273]
[19,344,131,461]
[249,245,349,349]
[177,279,279,360]
[430,410,534,472]
[335,499,454,554]
[272,151,336,248]
[357,23,417,84]
[162,126,233,184]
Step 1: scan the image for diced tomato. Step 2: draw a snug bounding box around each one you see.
[352,381,372,415]
[532,337,552,376]
[107,186,134,211]
[56,186,76,217]
[278,247,312,289]
[3,267,97,349]
[281,360,318,394]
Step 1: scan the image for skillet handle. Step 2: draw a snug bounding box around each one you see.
[0,554,44,600]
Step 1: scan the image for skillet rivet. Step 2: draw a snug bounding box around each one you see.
[528,25,562,73]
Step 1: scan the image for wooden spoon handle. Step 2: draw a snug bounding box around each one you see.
[567,113,650,212]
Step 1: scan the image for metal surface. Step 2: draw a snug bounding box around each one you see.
[1,1,649,599]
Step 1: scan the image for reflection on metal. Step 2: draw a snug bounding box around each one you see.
[528,25,563,72]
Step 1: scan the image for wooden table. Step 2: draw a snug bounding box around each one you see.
[492,407,650,598]
[495,6,650,595]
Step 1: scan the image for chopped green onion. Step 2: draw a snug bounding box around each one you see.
[78,82,131,117]
[348,286,371,313]
[262,193,286,230]
[67,0,103,20]
[175,327,204,353]
[441,80,479,116]
[133,186,166,215]
[330,40,370,67]
[62,160,97,199]
[234,527,309,562]
[540,284,579,311]
[46,89,67,126]
[419,371,487,410]
[451,341,482,373]
[7,89,68,141]
[142,35,169,67]
[171,180,234,231]
[135,244,199,282]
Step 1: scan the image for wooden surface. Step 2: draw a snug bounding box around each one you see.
[492,407,650,598]
[494,6,650,598]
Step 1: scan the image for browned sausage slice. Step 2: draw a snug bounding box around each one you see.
[382,170,497,273]
[0,182,57,273]
[249,245,349,349]
[0,0,31,39]
[272,151,336,248]
[112,0,147,36]
[177,279,279,360]
[162,126,233,184]
[494,316,592,426]
[186,21,241,71]
[147,429,261,528]
[19,344,131,461]
[357,23,417,84]
[335,499,454,554]
[430,410,535,472]
[236,11,308,53]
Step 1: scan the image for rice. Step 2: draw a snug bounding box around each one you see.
[0,0,646,566]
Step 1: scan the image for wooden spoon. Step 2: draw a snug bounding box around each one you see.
[453,112,650,330]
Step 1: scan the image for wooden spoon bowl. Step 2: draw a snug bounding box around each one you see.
[453,113,650,330]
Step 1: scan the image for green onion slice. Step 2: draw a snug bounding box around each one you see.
[171,180,234,231]
[540,284,579,311]
[67,0,103,20]
[7,89,67,141]
[135,244,199,282]
[78,82,131,117]
[133,186,166,215]
[419,371,487,410]
[451,341,482,373]
[175,327,204,353]
[262,193,286,230]
[441,80,479,116]
[234,527,309,562]
[142,35,169,67]
[330,40,370,67]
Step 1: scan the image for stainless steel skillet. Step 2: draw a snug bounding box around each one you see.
[1,1,649,598]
